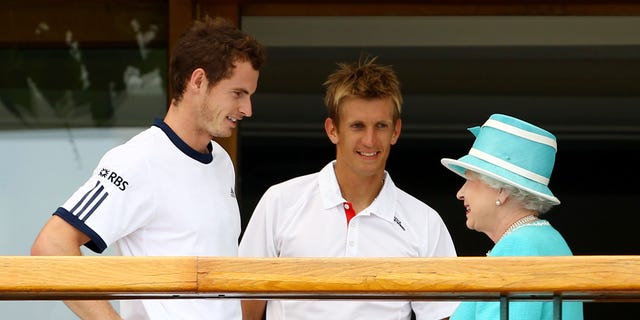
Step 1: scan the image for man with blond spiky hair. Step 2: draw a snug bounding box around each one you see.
[240,57,458,320]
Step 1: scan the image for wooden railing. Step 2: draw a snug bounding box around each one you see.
[2,255,640,302]
[2,255,640,319]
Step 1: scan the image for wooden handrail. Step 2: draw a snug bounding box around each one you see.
[2,256,640,301]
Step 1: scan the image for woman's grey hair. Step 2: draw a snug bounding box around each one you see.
[476,172,556,214]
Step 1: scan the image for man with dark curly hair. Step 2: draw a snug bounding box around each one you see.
[31,16,265,320]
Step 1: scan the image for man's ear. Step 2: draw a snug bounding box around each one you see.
[189,68,207,91]
[325,118,339,145]
[391,119,402,145]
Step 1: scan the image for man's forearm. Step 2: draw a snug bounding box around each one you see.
[65,300,122,320]
[241,299,267,320]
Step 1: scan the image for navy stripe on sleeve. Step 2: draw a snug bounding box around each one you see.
[76,185,107,220]
[70,181,100,214]
[68,181,109,222]
[82,192,108,222]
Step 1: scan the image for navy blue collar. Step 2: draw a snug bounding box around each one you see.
[153,119,213,164]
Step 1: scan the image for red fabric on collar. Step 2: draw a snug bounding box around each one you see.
[343,202,356,225]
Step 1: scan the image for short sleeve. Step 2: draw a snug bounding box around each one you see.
[239,186,280,257]
[55,146,155,253]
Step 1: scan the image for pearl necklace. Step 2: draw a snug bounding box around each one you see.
[502,214,538,239]
[487,215,544,256]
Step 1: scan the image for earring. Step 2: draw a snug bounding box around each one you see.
[495,200,501,206]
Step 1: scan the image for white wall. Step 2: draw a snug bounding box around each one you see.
[0,128,141,319]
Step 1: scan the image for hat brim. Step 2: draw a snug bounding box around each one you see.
[441,155,560,205]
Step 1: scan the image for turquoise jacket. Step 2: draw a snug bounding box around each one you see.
[451,221,584,320]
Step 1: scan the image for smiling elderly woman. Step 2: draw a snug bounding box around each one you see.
[441,114,584,320]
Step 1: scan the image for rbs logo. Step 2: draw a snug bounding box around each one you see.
[98,168,129,191]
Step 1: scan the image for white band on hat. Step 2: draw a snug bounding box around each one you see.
[469,148,550,185]
[483,119,557,150]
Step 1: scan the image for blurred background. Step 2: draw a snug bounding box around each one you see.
[2,1,639,318]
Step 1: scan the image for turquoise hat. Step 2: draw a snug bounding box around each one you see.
[441,114,560,205]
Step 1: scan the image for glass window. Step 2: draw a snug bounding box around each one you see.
[0,1,168,129]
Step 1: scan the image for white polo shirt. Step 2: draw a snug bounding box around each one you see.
[55,120,241,320]
[240,161,458,320]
